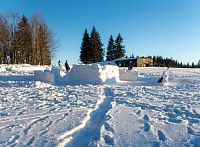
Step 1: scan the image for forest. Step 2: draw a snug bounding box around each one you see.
[0,12,57,65]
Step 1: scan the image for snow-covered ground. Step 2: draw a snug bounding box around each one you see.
[0,65,200,146]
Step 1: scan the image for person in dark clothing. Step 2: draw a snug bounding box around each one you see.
[65,60,70,71]
[58,60,61,66]
[128,62,133,70]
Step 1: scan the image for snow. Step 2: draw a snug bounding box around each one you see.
[0,64,200,146]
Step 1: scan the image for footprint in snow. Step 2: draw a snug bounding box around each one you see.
[104,122,114,133]
[136,109,141,115]
[7,134,20,145]
[141,106,146,110]
[144,122,151,132]
[143,114,150,121]
[64,112,68,116]
[39,129,48,136]
[187,105,191,109]
[26,136,35,146]
[106,115,112,121]
[173,108,180,114]
[187,127,194,135]
[104,134,115,146]
[192,109,197,114]
[17,109,26,115]
[158,130,166,142]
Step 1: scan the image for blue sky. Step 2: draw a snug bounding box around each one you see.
[1,0,200,65]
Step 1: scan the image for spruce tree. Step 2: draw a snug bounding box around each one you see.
[80,29,92,64]
[90,26,104,62]
[114,33,125,59]
[15,15,32,64]
[129,54,134,58]
[106,35,115,61]
[198,60,200,68]
[192,62,195,68]
[186,62,190,68]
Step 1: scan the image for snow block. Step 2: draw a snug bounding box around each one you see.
[119,69,138,81]
[33,70,55,84]
[0,66,6,72]
[69,63,119,85]
[51,67,70,84]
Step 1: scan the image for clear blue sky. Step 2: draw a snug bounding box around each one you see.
[1,0,200,65]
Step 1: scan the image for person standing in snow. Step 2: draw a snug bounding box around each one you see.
[128,63,133,70]
[58,60,61,66]
[65,60,70,71]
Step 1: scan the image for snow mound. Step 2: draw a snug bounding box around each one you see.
[70,64,119,85]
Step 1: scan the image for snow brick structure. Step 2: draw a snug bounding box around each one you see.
[33,69,55,84]
[70,63,120,85]
[0,66,6,72]
[51,66,70,85]
[119,69,138,81]
[33,66,70,85]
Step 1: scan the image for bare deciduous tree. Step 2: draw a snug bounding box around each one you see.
[5,11,20,64]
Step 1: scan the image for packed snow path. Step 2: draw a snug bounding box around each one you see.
[58,87,114,147]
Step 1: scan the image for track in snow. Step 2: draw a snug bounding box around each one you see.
[58,87,115,147]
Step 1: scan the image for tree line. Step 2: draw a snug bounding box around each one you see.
[80,26,126,64]
[0,12,57,65]
[129,55,200,68]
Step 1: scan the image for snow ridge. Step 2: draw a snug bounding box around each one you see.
[57,86,114,147]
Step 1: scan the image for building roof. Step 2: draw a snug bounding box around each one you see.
[114,57,136,61]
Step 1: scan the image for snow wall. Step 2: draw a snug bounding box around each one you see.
[33,64,140,85]
[119,69,138,81]
[33,70,55,84]
[33,66,70,85]
[70,64,120,85]
[51,67,70,84]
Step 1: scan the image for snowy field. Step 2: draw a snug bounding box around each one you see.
[0,65,200,147]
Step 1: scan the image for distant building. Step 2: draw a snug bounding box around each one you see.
[114,57,153,67]
[136,57,153,67]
